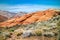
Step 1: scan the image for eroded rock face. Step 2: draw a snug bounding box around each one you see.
[0,9,59,27]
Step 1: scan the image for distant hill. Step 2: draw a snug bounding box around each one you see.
[14,12,27,18]
[0,10,28,22]
[0,10,16,22]
[0,15,8,22]
[0,10,16,18]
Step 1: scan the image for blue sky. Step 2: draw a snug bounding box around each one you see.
[0,0,60,13]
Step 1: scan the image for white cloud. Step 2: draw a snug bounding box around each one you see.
[0,4,60,13]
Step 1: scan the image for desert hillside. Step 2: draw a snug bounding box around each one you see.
[0,9,59,27]
[0,9,60,40]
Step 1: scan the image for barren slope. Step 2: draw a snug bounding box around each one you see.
[0,9,59,27]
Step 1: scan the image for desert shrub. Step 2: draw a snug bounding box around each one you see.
[22,30,32,38]
[14,29,23,36]
[17,33,22,36]
[0,35,6,40]
[43,31,55,37]
[57,20,60,40]
[33,29,42,36]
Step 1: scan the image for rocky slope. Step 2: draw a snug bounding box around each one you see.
[0,15,8,22]
[0,9,59,27]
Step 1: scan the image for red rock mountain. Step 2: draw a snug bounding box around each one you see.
[0,9,59,27]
